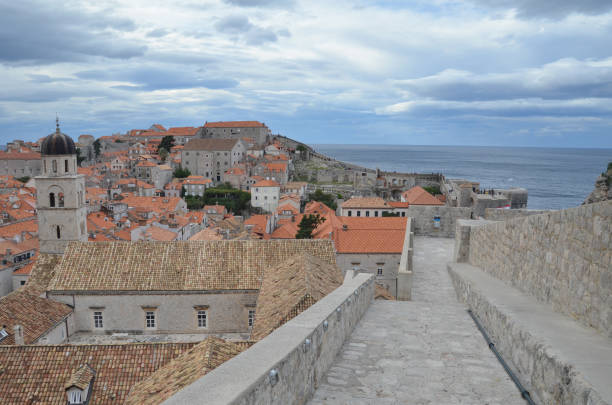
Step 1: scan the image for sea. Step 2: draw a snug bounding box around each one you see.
[313,145,612,210]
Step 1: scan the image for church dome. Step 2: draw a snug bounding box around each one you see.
[41,119,76,156]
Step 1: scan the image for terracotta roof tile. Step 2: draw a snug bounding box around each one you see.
[401,186,444,206]
[0,288,72,345]
[333,217,408,254]
[253,179,279,187]
[125,338,252,404]
[0,342,195,404]
[341,197,391,209]
[47,240,336,292]
[250,253,343,340]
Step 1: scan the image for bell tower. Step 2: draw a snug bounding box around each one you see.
[36,119,88,254]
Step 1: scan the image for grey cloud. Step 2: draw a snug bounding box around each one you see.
[394,59,612,102]
[146,28,171,38]
[76,66,239,91]
[222,0,294,8]
[214,15,280,44]
[27,74,75,83]
[214,15,254,34]
[469,0,612,19]
[0,1,145,65]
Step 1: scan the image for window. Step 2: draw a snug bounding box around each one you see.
[20,280,26,286]
[49,192,55,207]
[248,310,255,327]
[65,159,69,172]
[52,160,57,173]
[145,311,156,328]
[374,211,378,217]
[56,226,61,239]
[43,160,46,173]
[377,267,383,276]
[94,311,103,328]
[357,211,361,217]
[58,193,64,208]
[197,310,207,328]
[366,211,370,217]
[348,210,352,216]
[68,390,82,404]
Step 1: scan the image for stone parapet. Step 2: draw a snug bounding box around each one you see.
[449,262,612,405]
[468,201,612,337]
[163,272,375,405]
[484,208,552,221]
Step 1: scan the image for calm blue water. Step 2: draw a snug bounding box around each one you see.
[313,145,612,210]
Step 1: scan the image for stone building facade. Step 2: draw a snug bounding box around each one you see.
[0,150,41,177]
[35,124,88,254]
[200,121,270,146]
[181,139,246,184]
[251,180,280,213]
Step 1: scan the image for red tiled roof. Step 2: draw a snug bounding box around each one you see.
[254,179,279,187]
[341,197,390,209]
[333,217,408,254]
[388,201,410,208]
[402,186,444,206]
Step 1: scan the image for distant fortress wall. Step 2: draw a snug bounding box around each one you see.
[484,208,551,221]
[468,200,612,336]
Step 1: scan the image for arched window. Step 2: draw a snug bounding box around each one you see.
[56,226,61,239]
[58,193,65,208]
[52,160,57,173]
[49,193,55,207]
[65,159,69,173]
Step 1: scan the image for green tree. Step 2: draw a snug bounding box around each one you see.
[423,185,441,195]
[93,139,101,158]
[382,211,400,217]
[158,147,169,162]
[173,167,191,178]
[296,214,326,239]
[16,176,30,183]
[308,189,337,210]
[75,148,86,166]
[296,144,307,153]
[158,135,175,153]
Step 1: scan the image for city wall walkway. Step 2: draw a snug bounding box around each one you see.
[308,237,525,405]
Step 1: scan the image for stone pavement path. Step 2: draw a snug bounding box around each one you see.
[308,237,525,405]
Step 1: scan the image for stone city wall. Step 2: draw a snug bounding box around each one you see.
[484,208,551,221]
[408,206,472,237]
[469,200,612,337]
[163,273,375,405]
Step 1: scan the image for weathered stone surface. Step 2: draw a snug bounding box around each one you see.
[449,262,612,405]
[309,237,524,405]
[468,201,612,337]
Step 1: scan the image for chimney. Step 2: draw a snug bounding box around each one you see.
[342,224,348,231]
[14,325,24,345]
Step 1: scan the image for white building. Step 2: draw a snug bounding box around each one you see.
[251,179,280,213]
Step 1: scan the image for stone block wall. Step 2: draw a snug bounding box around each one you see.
[484,208,551,221]
[469,201,612,337]
[407,206,472,237]
[164,273,375,405]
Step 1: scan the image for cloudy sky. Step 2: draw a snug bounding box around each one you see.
[1,0,612,148]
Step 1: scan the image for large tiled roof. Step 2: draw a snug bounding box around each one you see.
[250,253,343,340]
[47,240,337,292]
[0,288,72,345]
[253,179,279,187]
[401,186,444,206]
[341,197,391,209]
[183,138,239,151]
[0,342,195,405]
[25,253,63,294]
[333,217,408,254]
[125,338,252,404]
[204,121,264,128]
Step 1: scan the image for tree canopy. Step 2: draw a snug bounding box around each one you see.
[308,189,337,210]
[173,167,191,178]
[296,214,326,239]
[158,135,175,153]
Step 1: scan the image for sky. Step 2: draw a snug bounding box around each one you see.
[1,0,612,148]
